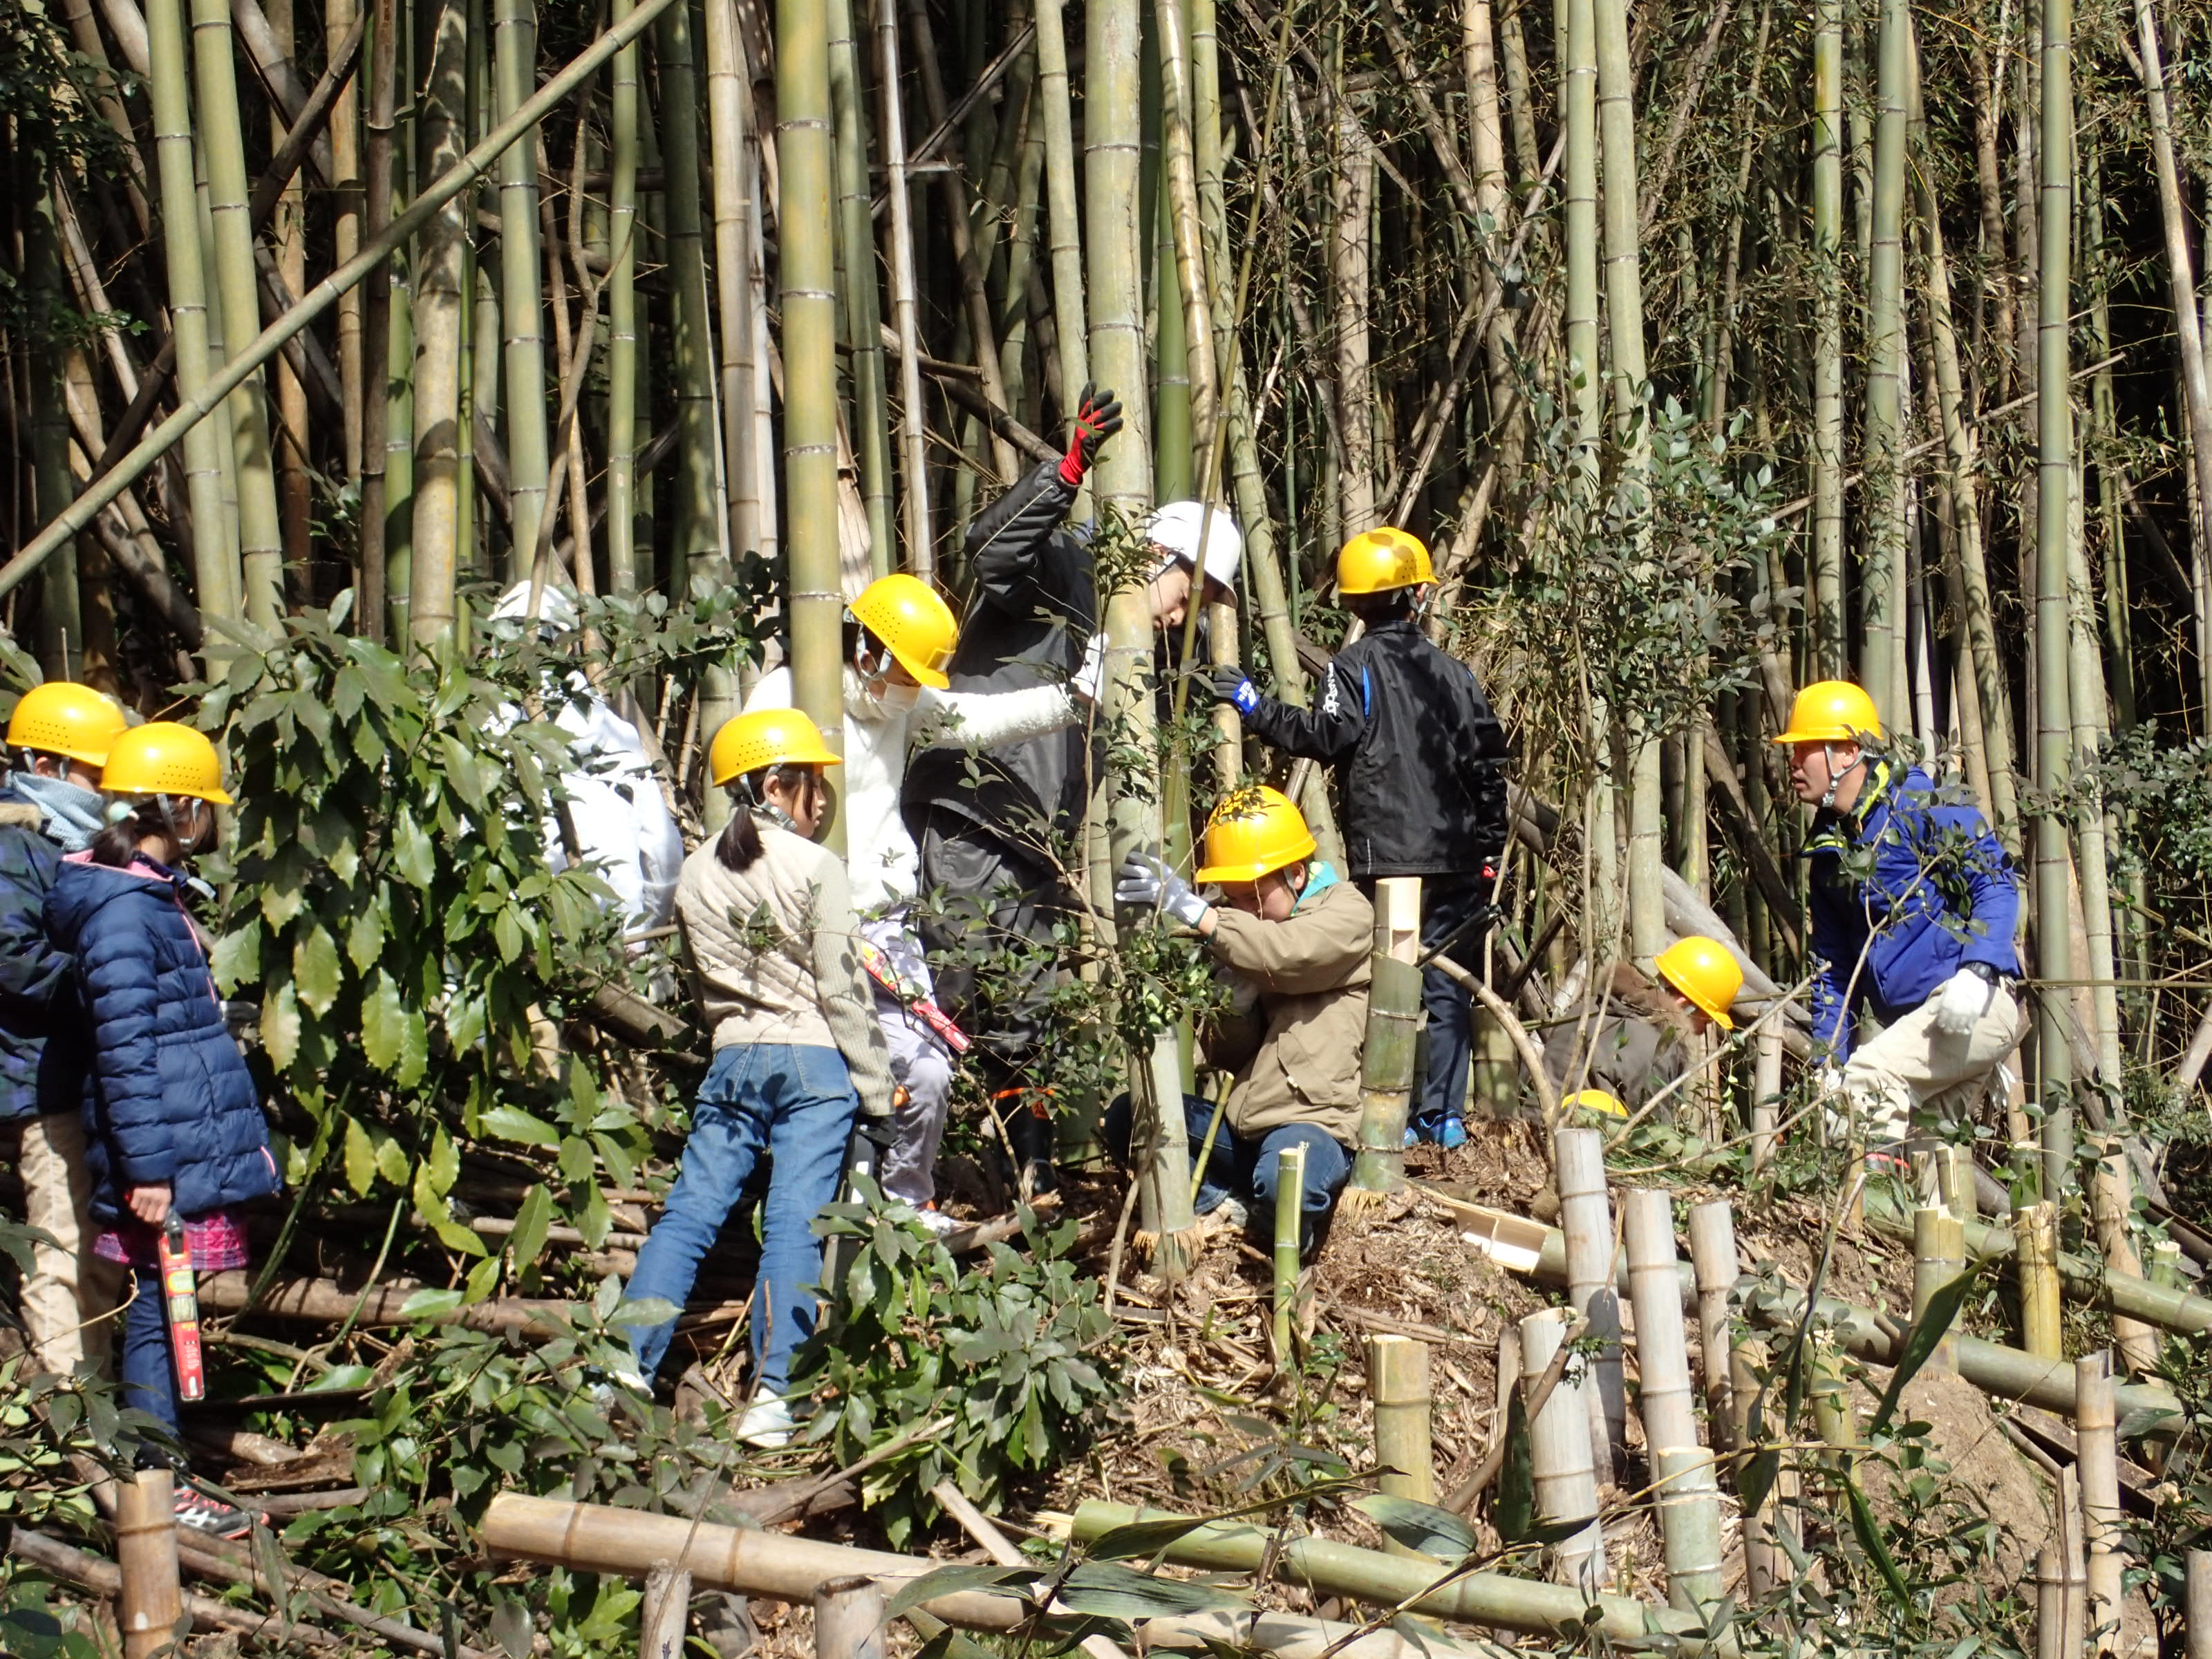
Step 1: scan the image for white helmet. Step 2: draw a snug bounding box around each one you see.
[489,579,581,634]
[1144,500,1242,599]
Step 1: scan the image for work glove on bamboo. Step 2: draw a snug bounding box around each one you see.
[1201,664,1262,715]
[1115,852,1210,929]
[1071,631,1108,704]
[1059,384,1125,485]
[1931,962,1998,1037]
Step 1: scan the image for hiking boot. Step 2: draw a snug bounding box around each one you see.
[174,1484,253,1540]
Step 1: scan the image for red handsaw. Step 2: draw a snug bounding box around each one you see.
[158,1214,206,1403]
[858,940,969,1053]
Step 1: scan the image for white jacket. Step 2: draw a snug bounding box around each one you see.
[744,664,1076,914]
[547,694,686,928]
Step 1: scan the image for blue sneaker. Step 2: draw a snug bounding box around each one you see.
[1436,1116,1469,1150]
[1407,1115,1470,1150]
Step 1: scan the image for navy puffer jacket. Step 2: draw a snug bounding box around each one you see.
[0,794,80,1121]
[43,854,279,1224]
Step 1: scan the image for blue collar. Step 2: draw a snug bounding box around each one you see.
[1295,861,1341,908]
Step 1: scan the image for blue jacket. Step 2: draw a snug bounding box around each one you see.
[43,854,279,1224]
[1805,762,2022,1062]
[0,792,82,1123]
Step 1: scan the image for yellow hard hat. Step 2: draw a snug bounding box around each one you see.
[1562,1089,1628,1120]
[708,709,841,787]
[1194,786,1318,884]
[1336,527,1434,596]
[100,722,232,805]
[1653,935,1743,1031]
[1771,679,1883,746]
[849,574,957,689]
[6,682,129,768]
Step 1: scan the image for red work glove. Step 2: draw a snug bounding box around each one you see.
[1058,383,1124,485]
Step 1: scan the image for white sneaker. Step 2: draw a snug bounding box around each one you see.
[735,1393,797,1449]
[588,1367,651,1412]
[914,1207,963,1237]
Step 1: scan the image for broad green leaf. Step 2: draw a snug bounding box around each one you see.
[362,970,405,1074]
[1844,1472,1913,1610]
[462,1254,503,1305]
[345,904,384,975]
[373,1132,410,1189]
[424,1125,460,1198]
[480,1106,561,1147]
[306,1363,375,1392]
[342,1116,377,1197]
[1355,1494,1480,1564]
[508,1183,554,1274]
[290,926,341,1017]
[883,1566,1035,1619]
[399,1288,464,1320]
[393,1003,429,1087]
[392,810,437,888]
[1869,1264,1982,1438]
[261,981,301,1071]
[413,1165,488,1257]
[211,920,261,994]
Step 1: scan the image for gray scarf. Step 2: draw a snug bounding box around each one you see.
[8,771,105,852]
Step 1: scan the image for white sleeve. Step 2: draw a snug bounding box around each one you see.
[632,774,685,928]
[910,682,1078,750]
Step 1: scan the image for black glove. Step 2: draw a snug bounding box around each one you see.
[1059,383,1125,485]
[1203,663,1262,715]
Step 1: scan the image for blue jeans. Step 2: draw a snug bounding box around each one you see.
[624,1044,859,1392]
[1415,877,1495,1125]
[1102,1093,1350,1254]
[120,1264,181,1449]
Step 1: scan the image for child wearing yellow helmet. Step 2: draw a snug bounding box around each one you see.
[1542,937,1744,1120]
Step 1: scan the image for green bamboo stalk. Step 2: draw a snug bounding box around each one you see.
[1154,0,1219,479]
[25,199,84,679]
[384,262,415,637]
[1860,0,1909,728]
[143,0,243,639]
[702,0,759,570]
[1562,0,1599,449]
[2082,144,2135,729]
[1272,1142,1306,1360]
[195,148,243,566]
[1155,189,1191,501]
[997,95,1044,423]
[874,0,930,573]
[779,0,846,845]
[606,0,641,593]
[2034,0,2075,1190]
[192,0,287,629]
[827,0,892,577]
[655,0,726,576]
[409,0,468,646]
[2066,439,2124,1094]
[491,0,548,573]
[357,0,397,635]
[1810,0,1845,676]
[1034,0,1089,427]
[1089,0,1191,1280]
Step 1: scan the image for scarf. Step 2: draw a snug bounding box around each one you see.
[8,771,105,852]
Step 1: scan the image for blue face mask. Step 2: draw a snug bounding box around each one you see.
[8,771,106,852]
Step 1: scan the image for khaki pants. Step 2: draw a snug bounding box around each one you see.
[8,1112,121,1378]
[1842,984,2025,1146]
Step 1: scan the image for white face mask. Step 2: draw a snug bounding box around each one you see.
[871,679,921,713]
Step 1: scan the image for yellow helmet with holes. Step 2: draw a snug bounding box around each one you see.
[99,722,232,805]
[1335,527,1434,596]
[1561,1089,1628,1120]
[1653,935,1743,1031]
[1194,786,1317,884]
[708,709,841,787]
[849,574,957,688]
[1771,679,1883,746]
[6,682,129,768]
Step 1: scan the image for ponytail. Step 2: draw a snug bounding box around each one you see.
[91,804,181,869]
[715,762,816,871]
[715,809,764,872]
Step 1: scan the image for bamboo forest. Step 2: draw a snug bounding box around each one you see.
[12,0,2212,1649]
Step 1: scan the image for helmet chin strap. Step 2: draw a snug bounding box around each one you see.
[735,769,802,834]
[1817,742,1866,813]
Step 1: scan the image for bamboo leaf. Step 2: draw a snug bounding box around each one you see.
[882,1566,1036,1619]
[1353,1494,1479,1563]
[1869,1264,1981,1437]
[1058,1562,1250,1619]
[1844,1471,1913,1610]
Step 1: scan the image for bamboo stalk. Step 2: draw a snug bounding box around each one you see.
[1347,879,1422,1203]
[2187,1551,2212,1659]
[357,0,397,633]
[1034,0,1087,410]
[2034,0,2077,1170]
[1809,0,1844,673]
[1860,0,1909,722]
[2090,1140,2158,1376]
[641,1561,693,1659]
[2016,1201,2064,1360]
[1912,1205,1965,1375]
[1520,1309,1604,1596]
[1367,1334,1434,1529]
[606,0,642,592]
[2077,1351,2121,1656]
[24,203,85,679]
[701,0,754,571]
[491,0,547,572]
[1153,0,1218,474]
[1331,100,1376,532]
[1751,1023,1781,1172]
[827,0,891,577]
[2038,1548,2064,1659]
[1686,1199,1737,1450]
[407,0,468,646]
[876,0,931,572]
[265,0,312,585]
[1554,1125,1624,1484]
[655,0,724,577]
[115,1470,182,1659]
[1273,1142,1306,1360]
[814,1576,883,1659]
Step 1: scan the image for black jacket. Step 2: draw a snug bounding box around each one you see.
[903,462,1098,849]
[1241,619,1509,879]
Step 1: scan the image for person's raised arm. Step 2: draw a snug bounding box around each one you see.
[1208,658,1366,764]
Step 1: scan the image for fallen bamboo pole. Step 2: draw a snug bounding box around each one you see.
[1067,1501,1732,1650]
[931,1482,1134,1659]
[11,1519,339,1654]
[484,1494,1498,1659]
[172,1530,490,1658]
[1521,1308,1605,1598]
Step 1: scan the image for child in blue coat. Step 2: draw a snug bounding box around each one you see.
[44,723,277,1537]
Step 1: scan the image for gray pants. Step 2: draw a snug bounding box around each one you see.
[861,917,958,1207]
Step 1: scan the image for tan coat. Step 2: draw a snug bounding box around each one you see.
[1204,879,1373,1145]
[674,816,896,1117]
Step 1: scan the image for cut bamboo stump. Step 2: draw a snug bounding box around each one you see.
[1810,1333,1855,1450]
[2037,1548,2064,1659]
[2077,1352,2122,1658]
[1731,1335,1783,1599]
[1622,1189,1725,1615]
[1367,1334,1434,1524]
[2186,1550,2212,1659]
[115,1469,182,1659]
[1553,1125,1624,1483]
[1273,1143,1306,1363]
[1347,879,1423,1204]
[815,1575,885,1659]
[1687,1199,1738,1450]
[2017,1201,2065,1360]
[1520,1308,1604,1598]
[640,1560,691,1659]
[1913,1206,1965,1375]
[1751,1025,1781,1172]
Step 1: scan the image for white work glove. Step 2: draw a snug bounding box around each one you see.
[1931,965,1997,1037]
[1072,630,1107,705]
[1115,852,1210,928]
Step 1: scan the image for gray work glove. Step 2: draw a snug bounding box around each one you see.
[1931,964,1997,1037]
[1115,852,1210,929]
